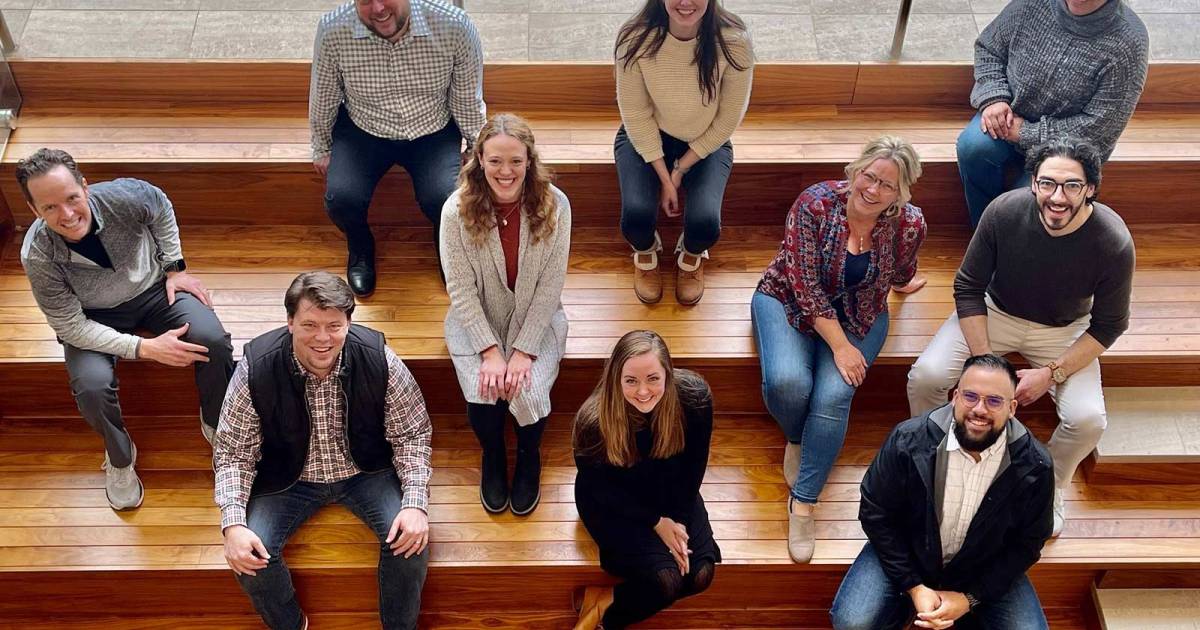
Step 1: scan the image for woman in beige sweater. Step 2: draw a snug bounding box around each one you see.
[615,0,753,305]
[440,113,571,516]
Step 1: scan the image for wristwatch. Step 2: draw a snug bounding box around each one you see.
[964,592,981,610]
[163,259,187,274]
[1045,361,1067,385]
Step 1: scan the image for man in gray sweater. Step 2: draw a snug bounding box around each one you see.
[18,148,234,511]
[908,137,1134,539]
[957,0,1148,228]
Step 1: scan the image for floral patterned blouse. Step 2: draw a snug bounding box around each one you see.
[756,180,927,339]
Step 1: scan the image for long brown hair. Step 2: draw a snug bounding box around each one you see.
[457,113,557,244]
[615,0,749,104]
[573,331,708,468]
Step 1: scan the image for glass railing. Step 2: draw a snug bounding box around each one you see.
[0,10,21,158]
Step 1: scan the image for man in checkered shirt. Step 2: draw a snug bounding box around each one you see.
[215,271,434,630]
[311,0,486,297]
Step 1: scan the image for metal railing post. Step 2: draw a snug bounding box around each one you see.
[889,0,913,60]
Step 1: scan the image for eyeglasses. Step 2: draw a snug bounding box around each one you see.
[958,390,1008,411]
[1035,178,1087,197]
[858,170,899,195]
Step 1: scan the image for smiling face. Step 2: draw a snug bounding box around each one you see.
[951,365,1018,453]
[663,0,708,36]
[356,0,409,41]
[481,133,529,204]
[1032,155,1094,232]
[288,298,350,379]
[847,158,901,218]
[620,351,668,414]
[26,165,92,243]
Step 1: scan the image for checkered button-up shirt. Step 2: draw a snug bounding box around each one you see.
[214,346,433,530]
[309,0,486,159]
[939,426,1007,564]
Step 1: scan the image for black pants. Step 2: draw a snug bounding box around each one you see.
[603,560,716,628]
[324,108,463,255]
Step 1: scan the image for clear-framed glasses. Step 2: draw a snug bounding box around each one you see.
[1035,178,1086,197]
[958,389,1008,411]
[858,170,899,195]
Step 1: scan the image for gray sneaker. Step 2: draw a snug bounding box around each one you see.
[102,442,144,511]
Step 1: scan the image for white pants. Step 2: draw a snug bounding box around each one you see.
[907,298,1106,489]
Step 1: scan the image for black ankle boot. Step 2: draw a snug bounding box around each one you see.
[510,418,546,515]
[468,405,508,513]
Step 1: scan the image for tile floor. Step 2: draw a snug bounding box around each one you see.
[0,0,1195,61]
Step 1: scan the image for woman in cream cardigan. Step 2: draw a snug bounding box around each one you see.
[440,113,571,516]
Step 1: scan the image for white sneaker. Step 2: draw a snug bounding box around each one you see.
[1051,488,1065,538]
[102,441,144,511]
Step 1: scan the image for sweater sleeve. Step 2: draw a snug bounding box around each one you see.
[22,255,142,360]
[1085,232,1135,348]
[513,192,572,356]
[688,34,754,159]
[439,193,501,354]
[953,204,999,319]
[890,207,927,288]
[788,188,838,325]
[858,425,925,593]
[667,389,714,523]
[135,181,184,267]
[1016,48,1149,158]
[573,417,661,529]
[969,0,1023,110]
[309,17,342,160]
[615,43,665,163]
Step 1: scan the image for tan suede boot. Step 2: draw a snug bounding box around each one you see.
[675,238,708,305]
[632,232,663,304]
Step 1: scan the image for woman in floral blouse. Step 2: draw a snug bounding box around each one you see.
[752,136,927,563]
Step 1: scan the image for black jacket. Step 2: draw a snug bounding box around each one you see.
[858,404,1054,603]
[243,324,393,496]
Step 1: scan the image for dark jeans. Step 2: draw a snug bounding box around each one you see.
[64,282,233,467]
[324,107,463,255]
[830,543,1048,630]
[956,111,1032,229]
[235,471,429,630]
[750,291,889,504]
[614,126,733,254]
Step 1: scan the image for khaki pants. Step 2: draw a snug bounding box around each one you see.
[906,298,1106,489]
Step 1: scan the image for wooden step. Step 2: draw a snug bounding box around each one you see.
[1086,387,1200,485]
[1093,586,1200,629]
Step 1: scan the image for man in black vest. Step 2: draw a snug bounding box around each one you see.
[214,271,433,630]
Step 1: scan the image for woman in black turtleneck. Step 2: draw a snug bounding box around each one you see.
[572,330,719,629]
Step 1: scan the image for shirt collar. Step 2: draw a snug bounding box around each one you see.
[946,423,1008,461]
[292,350,344,382]
[352,0,432,41]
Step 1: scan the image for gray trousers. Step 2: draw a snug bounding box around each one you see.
[64,282,234,467]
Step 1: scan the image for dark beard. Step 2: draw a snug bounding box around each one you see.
[953,417,1004,453]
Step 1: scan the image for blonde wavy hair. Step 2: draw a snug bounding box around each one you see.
[840,135,923,218]
[457,113,558,244]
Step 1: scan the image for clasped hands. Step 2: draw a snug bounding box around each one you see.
[909,584,971,629]
[655,516,692,576]
[980,101,1024,143]
[478,346,534,401]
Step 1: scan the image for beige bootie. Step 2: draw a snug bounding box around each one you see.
[632,232,663,304]
[674,235,709,305]
[788,497,816,563]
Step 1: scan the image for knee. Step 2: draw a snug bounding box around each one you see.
[956,122,1006,166]
[763,371,812,422]
[684,212,721,252]
[324,180,373,218]
[620,198,657,231]
[829,606,875,630]
[689,561,715,595]
[1062,406,1107,439]
[414,176,455,221]
[70,369,116,403]
[187,321,233,358]
[907,357,951,395]
[650,568,687,605]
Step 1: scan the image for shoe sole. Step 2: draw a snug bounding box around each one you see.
[636,292,663,304]
[480,487,509,514]
[510,488,541,516]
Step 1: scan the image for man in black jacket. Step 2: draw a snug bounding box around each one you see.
[831,354,1054,630]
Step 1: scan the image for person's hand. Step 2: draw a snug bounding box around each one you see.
[654,517,691,575]
[165,270,212,307]
[980,101,1013,139]
[1004,115,1025,143]
[659,179,681,218]
[832,343,868,387]
[313,155,330,176]
[223,524,270,576]
[915,590,971,629]
[478,346,507,400]
[893,272,928,294]
[503,350,533,400]
[1015,366,1054,406]
[670,166,685,190]
[908,584,942,615]
[386,508,429,559]
[139,323,210,367]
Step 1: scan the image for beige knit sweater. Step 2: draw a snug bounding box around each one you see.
[615,28,754,162]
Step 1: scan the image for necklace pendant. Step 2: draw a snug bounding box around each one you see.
[501,218,507,227]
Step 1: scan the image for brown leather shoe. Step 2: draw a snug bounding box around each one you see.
[675,250,706,305]
[632,234,663,304]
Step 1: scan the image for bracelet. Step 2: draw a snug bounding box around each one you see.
[672,159,690,175]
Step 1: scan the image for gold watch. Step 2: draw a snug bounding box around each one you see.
[1045,361,1067,385]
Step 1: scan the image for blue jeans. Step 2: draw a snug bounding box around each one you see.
[750,291,889,504]
[614,125,733,254]
[325,107,462,255]
[830,543,1048,630]
[234,471,429,630]
[956,111,1032,229]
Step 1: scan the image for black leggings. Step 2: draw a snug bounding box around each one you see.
[602,560,716,628]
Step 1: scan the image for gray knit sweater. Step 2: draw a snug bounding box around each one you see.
[971,0,1149,159]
